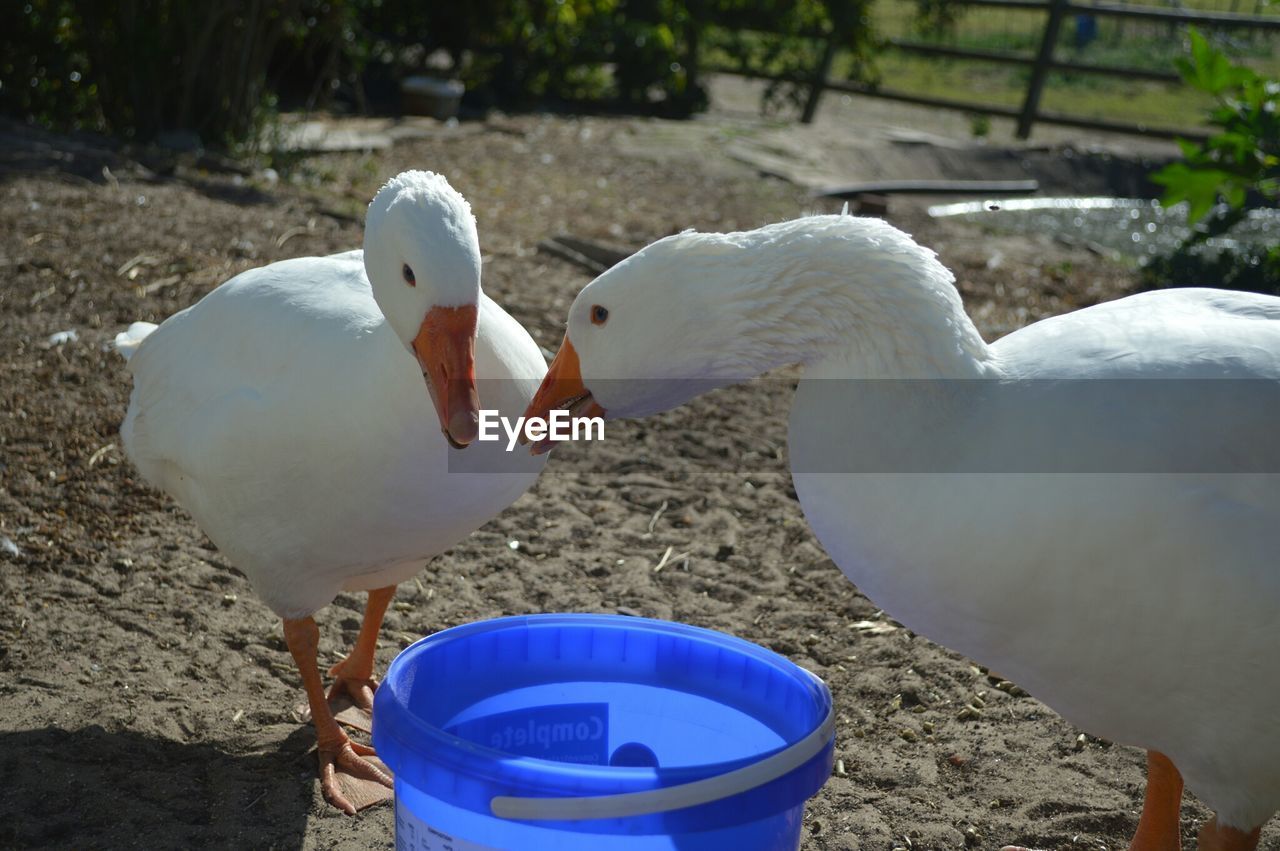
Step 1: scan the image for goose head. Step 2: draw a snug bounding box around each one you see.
[522,215,991,453]
[521,233,733,444]
[520,226,785,457]
[365,171,482,448]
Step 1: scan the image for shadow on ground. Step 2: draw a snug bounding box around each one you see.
[0,725,314,849]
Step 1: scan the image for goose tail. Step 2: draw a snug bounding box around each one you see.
[113,321,159,362]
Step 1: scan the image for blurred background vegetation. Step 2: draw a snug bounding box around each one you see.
[4,0,1278,151]
[0,0,875,151]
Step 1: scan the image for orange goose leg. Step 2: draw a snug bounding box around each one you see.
[326,585,396,721]
[1130,751,1184,851]
[283,615,394,814]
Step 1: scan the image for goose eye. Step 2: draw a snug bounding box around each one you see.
[402,264,416,287]
[590,304,609,326]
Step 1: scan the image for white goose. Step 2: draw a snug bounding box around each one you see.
[524,214,1280,851]
[115,171,546,814]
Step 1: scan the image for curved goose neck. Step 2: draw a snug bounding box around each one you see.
[701,216,998,381]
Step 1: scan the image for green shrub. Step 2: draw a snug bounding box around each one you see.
[309,0,875,118]
[1,1,357,150]
[340,0,701,114]
[1143,29,1279,295]
[1151,28,1278,232]
[1142,244,1280,296]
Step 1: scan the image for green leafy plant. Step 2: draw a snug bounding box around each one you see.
[1143,29,1279,296]
[1151,28,1279,233]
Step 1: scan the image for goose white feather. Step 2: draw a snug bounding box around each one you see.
[527,214,1280,842]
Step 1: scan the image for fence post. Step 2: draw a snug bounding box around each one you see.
[801,34,839,124]
[684,0,702,100]
[1017,0,1069,140]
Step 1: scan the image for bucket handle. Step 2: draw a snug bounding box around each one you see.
[489,703,835,822]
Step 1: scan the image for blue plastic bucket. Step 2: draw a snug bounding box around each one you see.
[373,613,835,850]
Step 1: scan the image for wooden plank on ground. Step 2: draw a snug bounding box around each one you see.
[811,180,1040,200]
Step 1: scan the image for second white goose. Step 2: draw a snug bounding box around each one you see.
[523,213,1280,851]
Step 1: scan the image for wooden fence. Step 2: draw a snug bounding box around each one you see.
[705,0,1280,140]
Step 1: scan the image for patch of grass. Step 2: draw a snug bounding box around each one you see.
[1038,74,1215,127]
[874,0,1280,72]
[857,52,1021,109]
[853,0,1280,133]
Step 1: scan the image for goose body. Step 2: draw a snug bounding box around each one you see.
[526,214,1280,846]
[117,172,545,813]
[792,289,1280,831]
[121,250,545,617]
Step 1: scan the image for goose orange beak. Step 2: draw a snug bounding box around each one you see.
[413,304,480,449]
[522,335,605,455]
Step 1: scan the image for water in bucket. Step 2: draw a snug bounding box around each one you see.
[373,614,835,850]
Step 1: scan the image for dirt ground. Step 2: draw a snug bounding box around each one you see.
[2,89,1275,851]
